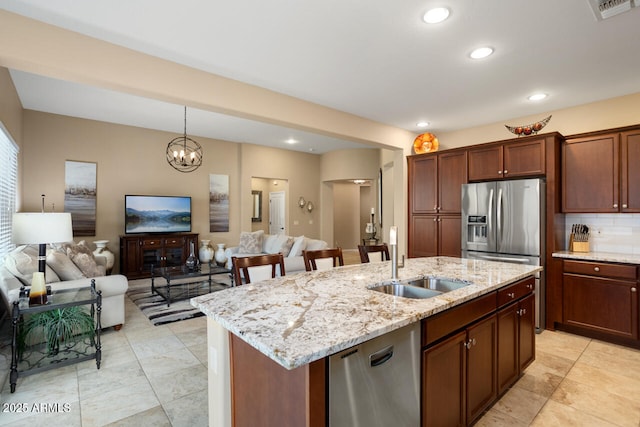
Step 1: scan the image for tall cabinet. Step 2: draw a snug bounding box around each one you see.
[408,149,467,258]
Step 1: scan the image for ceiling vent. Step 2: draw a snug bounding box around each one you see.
[588,0,638,20]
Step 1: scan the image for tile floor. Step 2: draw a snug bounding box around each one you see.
[1,283,640,426]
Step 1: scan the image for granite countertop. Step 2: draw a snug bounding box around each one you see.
[191,256,542,370]
[552,251,640,265]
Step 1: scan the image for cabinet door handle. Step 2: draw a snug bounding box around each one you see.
[508,292,515,299]
[526,284,533,290]
[594,267,600,272]
[632,288,637,293]
[498,170,503,174]
[465,338,477,350]
[503,170,508,174]
[623,204,628,208]
[613,203,618,208]
[518,308,527,316]
[433,205,438,211]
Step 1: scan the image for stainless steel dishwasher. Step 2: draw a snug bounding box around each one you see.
[329,322,421,427]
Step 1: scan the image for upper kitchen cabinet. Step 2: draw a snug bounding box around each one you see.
[621,129,640,213]
[468,137,546,181]
[562,126,640,213]
[408,150,467,258]
[408,150,467,214]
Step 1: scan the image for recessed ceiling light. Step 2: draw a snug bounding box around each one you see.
[528,93,548,101]
[417,121,430,128]
[285,138,298,144]
[353,179,366,184]
[469,47,494,59]
[423,7,450,24]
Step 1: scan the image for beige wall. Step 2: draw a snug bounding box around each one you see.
[437,92,640,149]
[0,67,24,207]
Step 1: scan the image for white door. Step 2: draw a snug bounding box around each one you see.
[269,191,286,235]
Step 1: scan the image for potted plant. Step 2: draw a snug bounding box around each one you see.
[19,306,95,356]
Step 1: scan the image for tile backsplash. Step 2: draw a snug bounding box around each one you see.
[565,214,640,255]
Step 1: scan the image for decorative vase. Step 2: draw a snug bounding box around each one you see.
[93,240,115,274]
[214,243,227,267]
[199,239,214,264]
[185,242,199,270]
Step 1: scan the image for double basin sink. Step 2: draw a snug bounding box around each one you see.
[369,277,473,299]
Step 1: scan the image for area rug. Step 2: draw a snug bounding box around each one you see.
[127,276,231,326]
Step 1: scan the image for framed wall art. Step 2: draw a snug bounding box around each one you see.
[64,160,97,236]
[209,174,229,232]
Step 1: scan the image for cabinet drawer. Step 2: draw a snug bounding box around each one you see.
[563,260,637,280]
[497,276,535,308]
[163,236,185,247]
[422,292,497,347]
[141,237,162,248]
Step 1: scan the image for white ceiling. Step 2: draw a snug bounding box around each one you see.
[2,0,640,154]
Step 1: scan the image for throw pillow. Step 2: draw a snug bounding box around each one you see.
[238,230,264,254]
[280,237,295,257]
[64,241,106,278]
[305,238,328,251]
[4,245,60,285]
[265,234,289,254]
[46,250,86,281]
[289,235,307,257]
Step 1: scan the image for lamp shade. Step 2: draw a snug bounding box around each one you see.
[12,213,73,245]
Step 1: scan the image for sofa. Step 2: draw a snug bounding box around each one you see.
[225,231,328,275]
[0,242,128,330]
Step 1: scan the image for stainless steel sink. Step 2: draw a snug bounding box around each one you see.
[368,276,473,299]
[368,283,442,299]
[404,277,472,293]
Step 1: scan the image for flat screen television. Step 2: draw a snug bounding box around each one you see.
[124,195,192,234]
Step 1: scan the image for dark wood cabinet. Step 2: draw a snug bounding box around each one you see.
[119,233,198,279]
[466,314,498,424]
[468,137,546,181]
[621,129,640,212]
[409,214,461,258]
[422,313,497,427]
[561,260,638,343]
[422,330,466,427]
[562,133,619,213]
[562,127,640,213]
[497,292,535,395]
[408,150,466,258]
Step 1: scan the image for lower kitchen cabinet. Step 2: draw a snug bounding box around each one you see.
[497,292,535,394]
[422,276,534,426]
[561,260,638,344]
[423,314,497,426]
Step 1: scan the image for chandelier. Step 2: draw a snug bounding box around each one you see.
[166,106,203,173]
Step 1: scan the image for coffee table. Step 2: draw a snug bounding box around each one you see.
[151,263,231,307]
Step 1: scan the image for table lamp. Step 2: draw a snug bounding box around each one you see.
[12,212,73,304]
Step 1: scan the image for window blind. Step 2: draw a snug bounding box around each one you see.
[0,124,18,265]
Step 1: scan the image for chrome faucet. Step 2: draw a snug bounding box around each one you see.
[390,243,405,280]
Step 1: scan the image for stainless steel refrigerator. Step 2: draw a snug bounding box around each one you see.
[461,178,545,331]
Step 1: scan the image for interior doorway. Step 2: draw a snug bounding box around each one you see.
[251,177,288,234]
[269,191,286,235]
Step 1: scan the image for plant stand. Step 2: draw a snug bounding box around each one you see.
[10,279,102,393]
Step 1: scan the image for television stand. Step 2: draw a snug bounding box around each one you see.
[119,233,198,279]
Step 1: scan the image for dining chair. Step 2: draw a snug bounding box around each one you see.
[303,247,344,271]
[357,244,391,263]
[232,253,285,285]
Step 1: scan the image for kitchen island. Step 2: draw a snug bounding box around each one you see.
[192,256,542,426]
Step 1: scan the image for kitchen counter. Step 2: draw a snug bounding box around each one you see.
[191,256,542,370]
[553,251,640,265]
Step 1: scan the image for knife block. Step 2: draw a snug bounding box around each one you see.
[569,233,590,252]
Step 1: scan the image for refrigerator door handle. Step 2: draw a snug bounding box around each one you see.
[488,188,494,241]
[497,187,503,245]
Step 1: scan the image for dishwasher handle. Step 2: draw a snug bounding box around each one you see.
[370,345,394,367]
